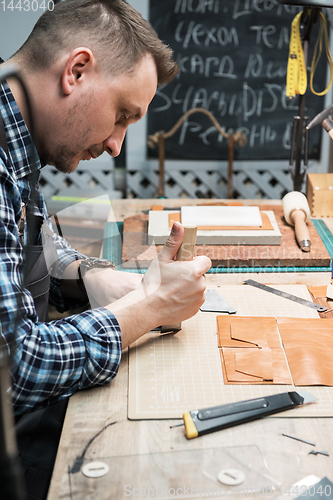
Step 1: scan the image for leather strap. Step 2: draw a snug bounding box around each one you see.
[0,111,9,157]
[0,112,28,244]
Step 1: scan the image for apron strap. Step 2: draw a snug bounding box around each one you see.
[0,111,9,157]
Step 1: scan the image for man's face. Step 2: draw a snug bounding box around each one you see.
[43,55,158,173]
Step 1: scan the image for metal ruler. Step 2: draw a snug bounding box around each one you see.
[244,279,327,312]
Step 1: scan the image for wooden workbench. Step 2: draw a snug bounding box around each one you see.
[47,200,333,500]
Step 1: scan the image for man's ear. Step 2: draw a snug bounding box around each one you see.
[61,48,94,95]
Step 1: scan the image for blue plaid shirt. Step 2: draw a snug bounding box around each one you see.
[0,80,121,416]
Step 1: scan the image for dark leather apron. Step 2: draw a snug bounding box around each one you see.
[0,113,50,322]
[0,114,68,500]
[24,244,50,322]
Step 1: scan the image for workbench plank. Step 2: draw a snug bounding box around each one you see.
[121,206,330,269]
[47,198,333,500]
[48,272,333,500]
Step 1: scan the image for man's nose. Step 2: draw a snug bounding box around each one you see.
[104,129,127,157]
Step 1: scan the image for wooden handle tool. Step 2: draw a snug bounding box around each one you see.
[282,191,311,252]
[175,225,198,261]
[160,226,198,334]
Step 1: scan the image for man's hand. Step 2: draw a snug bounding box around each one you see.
[107,223,212,349]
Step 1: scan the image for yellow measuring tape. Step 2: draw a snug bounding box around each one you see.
[310,12,333,97]
[286,12,307,99]
[286,11,333,99]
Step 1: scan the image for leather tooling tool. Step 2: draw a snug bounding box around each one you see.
[307,104,333,141]
[200,289,237,314]
[181,391,317,439]
[307,100,333,152]
[244,279,327,312]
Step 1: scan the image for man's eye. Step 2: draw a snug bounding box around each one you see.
[116,114,127,124]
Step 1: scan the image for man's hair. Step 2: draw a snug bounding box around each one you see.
[15,0,179,85]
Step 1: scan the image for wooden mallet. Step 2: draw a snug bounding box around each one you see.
[282,191,311,252]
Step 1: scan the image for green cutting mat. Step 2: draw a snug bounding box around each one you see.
[103,220,333,274]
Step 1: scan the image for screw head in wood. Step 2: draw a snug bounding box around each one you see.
[217,468,245,486]
[81,461,109,478]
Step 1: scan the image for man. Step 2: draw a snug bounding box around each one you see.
[0,0,211,498]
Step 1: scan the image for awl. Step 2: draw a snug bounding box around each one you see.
[182,391,317,439]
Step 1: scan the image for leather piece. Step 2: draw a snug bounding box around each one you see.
[169,212,181,227]
[217,316,281,348]
[168,211,274,231]
[307,289,333,318]
[220,347,292,384]
[277,317,333,386]
[236,349,273,380]
[307,285,328,299]
[307,286,333,318]
[217,315,333,386]
[230,323,267,348]
[326,284,333,300]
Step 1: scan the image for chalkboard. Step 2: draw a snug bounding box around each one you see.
[148,0,327,161]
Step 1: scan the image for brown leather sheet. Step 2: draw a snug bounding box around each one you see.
[217,315,333,386]
[307,286,328,299]
[220,347,292,385]
[217,316,281,348]
[307,286,333,319]
[277,318,333,386]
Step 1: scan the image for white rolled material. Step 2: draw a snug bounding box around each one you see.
[282,191,311,225]
[282,191,311,252]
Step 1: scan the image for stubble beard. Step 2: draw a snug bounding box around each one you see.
[44,145,81,174]
[43,99,92,173]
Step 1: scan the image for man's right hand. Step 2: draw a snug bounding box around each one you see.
[107,222,211,349]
